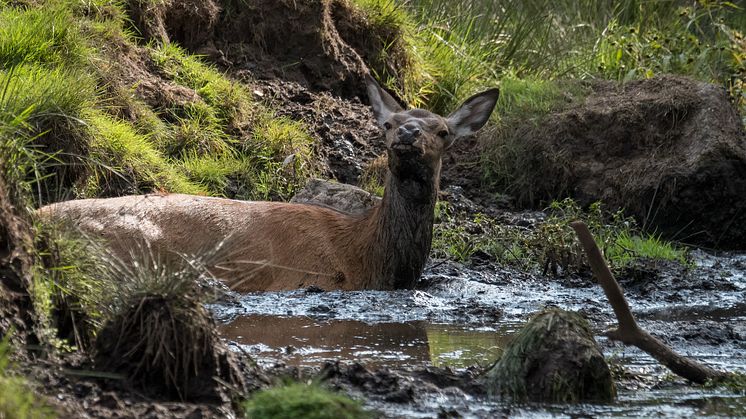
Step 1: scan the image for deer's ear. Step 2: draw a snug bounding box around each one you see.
[365,74,404,127]
[446,88,499,138]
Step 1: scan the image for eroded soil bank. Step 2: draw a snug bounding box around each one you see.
[212,250,746,417]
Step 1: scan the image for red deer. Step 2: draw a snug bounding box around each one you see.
[40,75,499,292]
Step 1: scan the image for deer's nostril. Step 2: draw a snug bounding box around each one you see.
[411,128,421,137]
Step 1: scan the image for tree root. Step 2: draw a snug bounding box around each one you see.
[570,221,728,384]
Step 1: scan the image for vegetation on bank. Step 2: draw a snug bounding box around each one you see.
[242,382,370,419]
[0,0,313,205]
[360,0,744,118]
[0,0,742,415]
[432,198,690,275]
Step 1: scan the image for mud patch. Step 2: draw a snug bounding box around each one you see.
[246,77,384,183]
[212,251,746,417]
[483,75,746,249]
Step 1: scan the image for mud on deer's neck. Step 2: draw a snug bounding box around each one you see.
[360,73,500,289]
[365,167,440,289]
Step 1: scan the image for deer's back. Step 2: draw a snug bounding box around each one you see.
[39,193,373,291]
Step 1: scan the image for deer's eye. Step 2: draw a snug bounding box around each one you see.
[438,130,449,138]
[383,122,392,130]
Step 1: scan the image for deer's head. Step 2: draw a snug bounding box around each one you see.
[365,75,499,184]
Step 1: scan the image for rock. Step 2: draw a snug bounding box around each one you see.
[485,308,615,402]
[291,178,380,215]
[489,75,746,249]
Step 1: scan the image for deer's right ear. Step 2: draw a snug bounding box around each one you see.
[365,74,404,127]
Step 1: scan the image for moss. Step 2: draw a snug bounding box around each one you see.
[486,308,616,403]
[243,382,370,419]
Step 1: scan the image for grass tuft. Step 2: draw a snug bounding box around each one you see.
[93,241,225,400]
[242,382,370,419]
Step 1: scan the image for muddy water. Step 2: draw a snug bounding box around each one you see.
[221,315,512,368]
[212,250,746,418]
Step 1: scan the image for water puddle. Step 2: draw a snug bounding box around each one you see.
[220,315,512,368]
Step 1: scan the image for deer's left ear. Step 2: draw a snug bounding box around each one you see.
[446,88,500,139]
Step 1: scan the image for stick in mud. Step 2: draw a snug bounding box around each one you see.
[569,221,728,384]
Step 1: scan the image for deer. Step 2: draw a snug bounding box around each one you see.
[39,75,499,292]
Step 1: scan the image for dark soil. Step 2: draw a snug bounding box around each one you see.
[19,351,266,419]
[0,175,37,348]
[242,76,385,184]
[483,76,746,249]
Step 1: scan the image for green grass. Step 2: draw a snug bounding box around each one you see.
[149,43,254,126]
[0,5,87,68]
[180,151,250,195]
[37,223,113,349]
[149,43,315,200]
[0,338,54,418]
[243,382,370,419]
[432,198,690,275]
[85,110,206,196]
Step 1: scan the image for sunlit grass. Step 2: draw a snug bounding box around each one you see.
[0,5,87,68]
[85,110,206,195]
[180,151,249,195]
[242,382,370,419]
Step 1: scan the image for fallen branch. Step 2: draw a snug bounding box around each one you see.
[570,221,728,384]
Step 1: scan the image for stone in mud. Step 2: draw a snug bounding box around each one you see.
[487,75,746,249]
[485,308,615,402]
[291,178,380,215]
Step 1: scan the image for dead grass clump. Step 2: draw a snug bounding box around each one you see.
[94,246,241,400]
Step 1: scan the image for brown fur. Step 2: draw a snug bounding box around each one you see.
[39,77,499,292]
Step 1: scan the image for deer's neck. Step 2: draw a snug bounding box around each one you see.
[361,161,440,289]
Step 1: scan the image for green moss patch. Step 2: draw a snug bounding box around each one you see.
[243,382,369,419]
[486,309,616,403]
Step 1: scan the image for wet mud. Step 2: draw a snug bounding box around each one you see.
[211,251,746,418]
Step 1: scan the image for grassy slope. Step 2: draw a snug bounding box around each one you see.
[0,0,314,204]
[0,0,319,391]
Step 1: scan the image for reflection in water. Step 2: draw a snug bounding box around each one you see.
[219,315,514,368]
